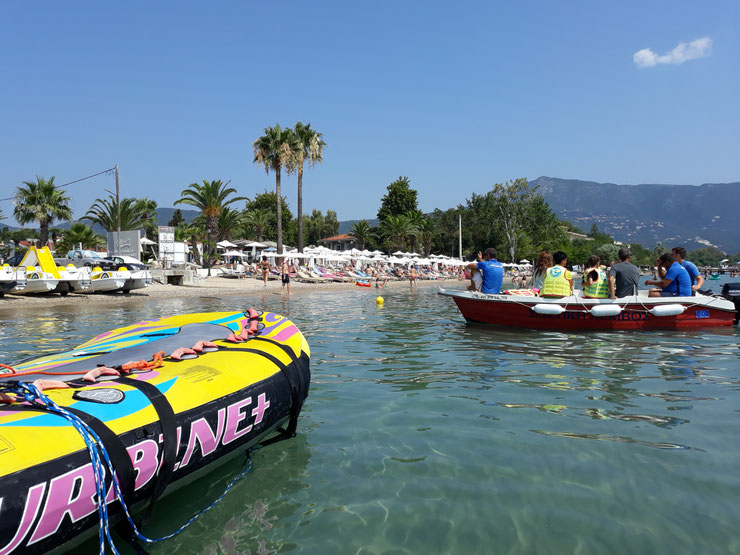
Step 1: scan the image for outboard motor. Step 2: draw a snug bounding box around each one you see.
[721,282,740,325]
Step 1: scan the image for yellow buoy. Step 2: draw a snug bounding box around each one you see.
[376,296,384,306]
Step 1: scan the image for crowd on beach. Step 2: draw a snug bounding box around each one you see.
[464,245,711,299]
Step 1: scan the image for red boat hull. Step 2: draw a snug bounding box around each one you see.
[451,295,735,330]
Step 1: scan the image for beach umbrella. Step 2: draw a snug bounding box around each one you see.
[221,250,246,257]
[392,251,405,256]
[217,240,238,249]
[139,237,157,245]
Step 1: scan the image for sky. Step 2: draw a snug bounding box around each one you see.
[1,1,738,225]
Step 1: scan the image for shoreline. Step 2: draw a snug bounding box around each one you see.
[0,276,470,313]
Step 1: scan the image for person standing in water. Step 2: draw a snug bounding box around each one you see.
[260,256,270,286]
[281,258,291,295]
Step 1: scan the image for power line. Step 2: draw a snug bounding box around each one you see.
[0,167,116,203]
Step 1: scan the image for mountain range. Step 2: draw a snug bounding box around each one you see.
[530,177,740,253]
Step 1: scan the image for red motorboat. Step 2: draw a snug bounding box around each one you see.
[439,289,737,330]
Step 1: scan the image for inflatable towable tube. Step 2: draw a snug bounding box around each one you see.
[0,310,310,554]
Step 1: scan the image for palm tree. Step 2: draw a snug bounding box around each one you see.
[57,222,105,253]
[253,125,298,256]
[418,217,436,257]
[244,208,271,242]
[215,206,245,241]
[83,196,147,232]
[406,210,426,254]
[134,197,158,239]
[351,220,371,250]
[381,214,412,252]
[293,122,326,252]
[14,176,72,246]
[175,180,245,267]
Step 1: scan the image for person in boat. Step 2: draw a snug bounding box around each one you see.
[581,255,608,298]
[467,248,503,294]
[671,246,704,294]
[646,253,692,297]
[540,251,573,298]
[608,247,640,298]
[531,250,553,292]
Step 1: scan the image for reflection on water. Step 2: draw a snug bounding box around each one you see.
[1,287,740,554]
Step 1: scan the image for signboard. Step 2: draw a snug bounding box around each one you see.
[158,226,175,269]
[107,230,141,259]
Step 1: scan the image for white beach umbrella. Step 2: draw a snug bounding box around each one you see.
[221,250,247,257]
[217,240,238,249]
[392,251,405,256]
[140,237,157,245]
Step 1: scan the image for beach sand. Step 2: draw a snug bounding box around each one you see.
[0,276,467,313]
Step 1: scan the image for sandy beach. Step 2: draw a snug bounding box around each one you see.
[0,276,466,312]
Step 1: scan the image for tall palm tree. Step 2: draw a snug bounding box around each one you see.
[244,208,271,242]
[253,125,298,256]
[351,219,371,250]
[83,196,147,232]
[381,214,412,252]
[293,122,326,252]
[14,176,72,246]
[57,222,105,253]
[175,180,245,267]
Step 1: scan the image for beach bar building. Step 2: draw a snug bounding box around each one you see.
[318,233,358,251]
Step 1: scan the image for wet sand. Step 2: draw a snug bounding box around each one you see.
[0,276,465,313]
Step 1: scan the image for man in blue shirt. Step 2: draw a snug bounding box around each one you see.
[671,246,704,294]
[647,253,692,297]
[467,248,504,294]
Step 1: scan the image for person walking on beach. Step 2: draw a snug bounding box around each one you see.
[260,256,270,286]
[281,258,291,295]
[467,248,504,294]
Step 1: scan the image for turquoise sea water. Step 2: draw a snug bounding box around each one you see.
[1,280,739,554]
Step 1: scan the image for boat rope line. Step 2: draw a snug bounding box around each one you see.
[0,381,254,555]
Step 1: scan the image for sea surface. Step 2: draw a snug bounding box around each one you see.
[1,277,739,554]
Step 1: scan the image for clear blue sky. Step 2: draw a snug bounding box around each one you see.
[1,1,738,225]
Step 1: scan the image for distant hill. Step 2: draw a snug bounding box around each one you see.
[335,177,740,253]
[531,177,740,252]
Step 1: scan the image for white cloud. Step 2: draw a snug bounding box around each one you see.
[633,37,712,68]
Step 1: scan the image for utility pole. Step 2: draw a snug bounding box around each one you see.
[115,164,120,256]
[458,213,462,261]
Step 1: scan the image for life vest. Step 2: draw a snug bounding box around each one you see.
[583,268,608,298]
[541,266,571,297]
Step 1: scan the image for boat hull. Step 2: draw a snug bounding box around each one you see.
[441,290,735,330]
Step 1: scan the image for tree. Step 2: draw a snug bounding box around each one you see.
[245,191,296,244]
[83,196,148,232]
[14,176,72,246]
[253,124,298,255]
[594,243,620,264]
[214,206,245,241]
[244,208,271,242]
[168,208,185,228]
[687,247,725,267]
[293,122,326,252]
[377,176,418,224]
[417,217,437,257]
[490,178,535,262]
[406,210,426,254]
[351,220,372,250]
[56,222,105,253]
[134,197,158,240]
[381,214,412,252]
[303,210,339,246]
[175,180,245,269]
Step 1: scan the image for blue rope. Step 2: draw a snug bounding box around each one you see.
[3,382,253,554]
